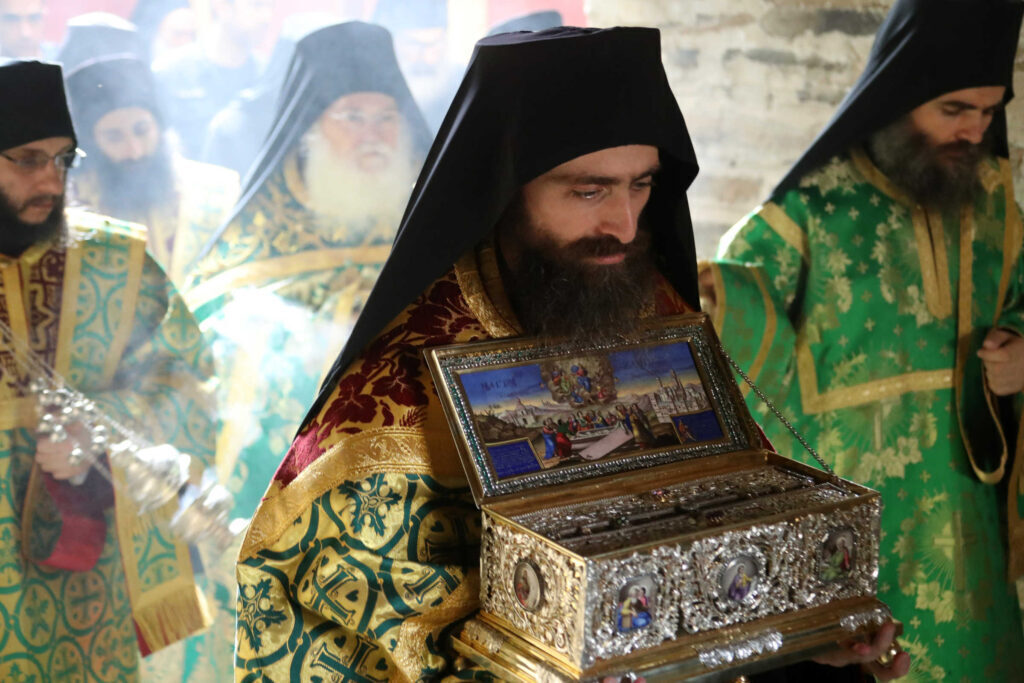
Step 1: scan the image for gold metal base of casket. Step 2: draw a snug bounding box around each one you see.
[453,596,898,682]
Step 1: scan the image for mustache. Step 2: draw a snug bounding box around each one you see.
[355,141,395,156]
[558,230,651,261]
[21,194,61,210]
[936,140,981,156]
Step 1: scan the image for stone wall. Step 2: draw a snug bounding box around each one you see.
[586,0,1024,258]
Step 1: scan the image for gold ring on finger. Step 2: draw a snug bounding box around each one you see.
[875,641,900,668]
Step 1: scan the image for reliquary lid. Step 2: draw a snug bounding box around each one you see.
[425,313,766,506]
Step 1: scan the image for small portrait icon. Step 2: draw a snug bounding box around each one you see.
[616,576,657,632]
[720,556,759,604]
[512,559,543,612]
[820,528,856,581]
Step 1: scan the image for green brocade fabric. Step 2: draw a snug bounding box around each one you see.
[711,148,1024,681]
[170,155,397,683]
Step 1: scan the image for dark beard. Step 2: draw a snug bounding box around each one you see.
[867,118,988,211]
[0,187,65,257]
[90,140,178,221]
[499,197,656,343]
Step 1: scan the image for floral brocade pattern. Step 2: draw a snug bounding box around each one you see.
[277,275,486,487]
[713,149,1024,681]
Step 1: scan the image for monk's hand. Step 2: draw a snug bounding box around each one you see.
[35,421,92,481]
[977,328,1024,395]
[812,621,910,680]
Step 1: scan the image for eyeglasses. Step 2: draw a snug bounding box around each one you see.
[0,13,44,25]
[325,110,401,126]
[0,148,85,174]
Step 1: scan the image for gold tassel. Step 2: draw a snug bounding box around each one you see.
[135,584,211,655]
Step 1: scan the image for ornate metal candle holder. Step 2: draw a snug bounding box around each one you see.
[31,379,243,548]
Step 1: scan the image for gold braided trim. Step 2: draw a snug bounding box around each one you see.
[2,261,30,356]
[239,428,453,559]
[741,267,777,398]
[53,245,81,377]
[759,202,809,263]
[454,247,521,338]
[100,236,146,384]
[796,341,952,414]
[914,208,954,320]
[954,208,1007,485]
[979,160,1003,195]
[393,572,480,681]
[0,397,39,430]
[2,263,28,341]
[185,247,393,309]
[927,207,953,318]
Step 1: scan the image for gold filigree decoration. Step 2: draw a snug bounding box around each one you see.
[480,515,586,662]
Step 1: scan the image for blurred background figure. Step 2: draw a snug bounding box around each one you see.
[132,0,197,64]
[372,0,461,132]
[0,0,50,57]
[153,0,275,159]
[56,12,147,70]
[178,22,430,682]
[202,11,336,177]
[486,8,562,35]
[0,58,216,683]
[65,55,239,288]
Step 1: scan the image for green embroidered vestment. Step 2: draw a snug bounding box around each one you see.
[709,148,1024,681]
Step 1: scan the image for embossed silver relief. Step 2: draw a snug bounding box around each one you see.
[840,604,892,631]
[584,547,683,666]
[509,467,858,557]
[696,630,784,669]
[793,503,881,607]
[480,515,587,660]
[486,498,880,666]
[689,532,783,631]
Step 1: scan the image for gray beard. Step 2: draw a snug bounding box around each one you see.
[300,124,416,233]
[866,118,988,211]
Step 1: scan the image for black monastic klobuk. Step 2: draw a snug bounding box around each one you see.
[0,60,76,151]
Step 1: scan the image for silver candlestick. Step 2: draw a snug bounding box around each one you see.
[30,379,244,549]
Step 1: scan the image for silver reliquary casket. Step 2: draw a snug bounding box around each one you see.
[425,314,893,681]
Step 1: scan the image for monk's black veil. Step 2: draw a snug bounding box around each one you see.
[773,0,1023,196]
[303,26,700,427]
